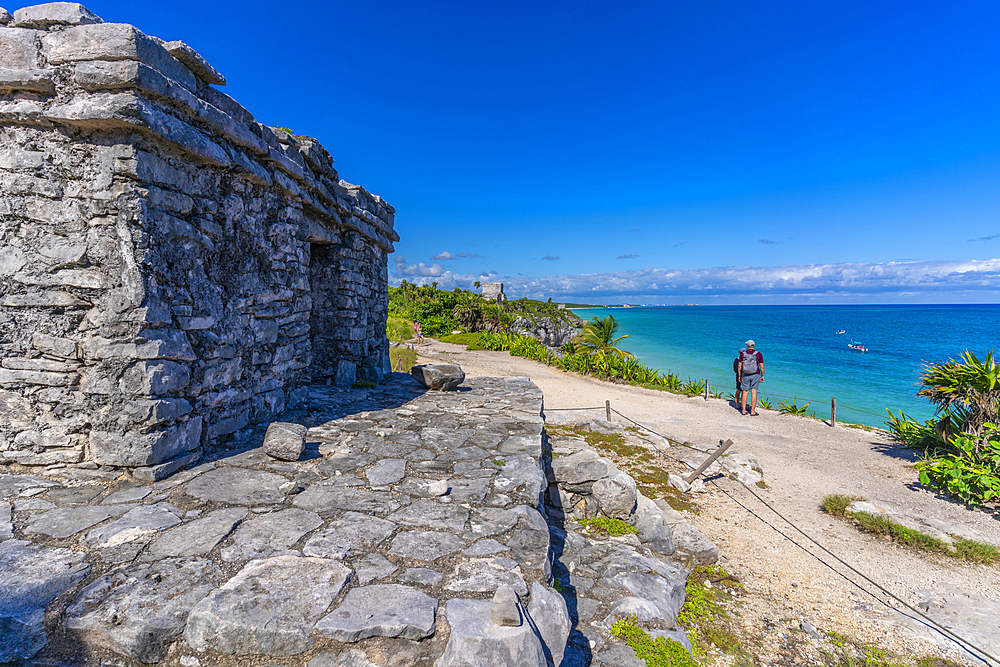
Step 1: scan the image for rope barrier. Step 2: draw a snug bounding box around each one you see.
[559,403,1000,667]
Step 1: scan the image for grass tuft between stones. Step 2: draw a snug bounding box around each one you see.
[578,516,637,537]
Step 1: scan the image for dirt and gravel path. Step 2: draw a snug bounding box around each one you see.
[414,339,1000,665]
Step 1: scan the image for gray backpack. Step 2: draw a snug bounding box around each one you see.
[740,349,758,375]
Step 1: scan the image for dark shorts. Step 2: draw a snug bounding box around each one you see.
[735,377,741,394]
[740,374,760,391]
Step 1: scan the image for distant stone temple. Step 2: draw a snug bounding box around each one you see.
[481,282,506,302]
[0,3,397,475]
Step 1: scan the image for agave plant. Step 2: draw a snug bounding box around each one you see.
[757,396,773,410]
[918,351,1000,443]
[779,398,810,416]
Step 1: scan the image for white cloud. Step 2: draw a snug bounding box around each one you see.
[390,257,1000,301]
[431,251,481,260]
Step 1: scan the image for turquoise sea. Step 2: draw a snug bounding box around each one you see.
[570,305,1000,429]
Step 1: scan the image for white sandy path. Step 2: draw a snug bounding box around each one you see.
[415,339,1000,662]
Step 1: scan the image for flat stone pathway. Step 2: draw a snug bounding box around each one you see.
[0,375,704,667]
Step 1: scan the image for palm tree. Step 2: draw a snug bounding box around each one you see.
[918,351,1000,449]
[575,315,634,377]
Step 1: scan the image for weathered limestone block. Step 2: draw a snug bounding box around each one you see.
[162,40,225,86]
[263,421,306,461]
[42,23,198,90]
[12,2,103,28]
[89,416,202,467]
[435,598,546,667]
[0,28,41,69]
[411,364,465,391]
[592,472,638,519]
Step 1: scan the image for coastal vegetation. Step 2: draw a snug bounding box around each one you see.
[443,327,720,397]
[388,282,581,337]
[885,351,1000,506]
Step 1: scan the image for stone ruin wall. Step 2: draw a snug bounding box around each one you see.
[0,3,397,476]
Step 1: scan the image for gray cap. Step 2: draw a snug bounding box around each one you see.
[746,340,755,348]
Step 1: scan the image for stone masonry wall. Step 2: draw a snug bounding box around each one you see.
[0,3,397,475]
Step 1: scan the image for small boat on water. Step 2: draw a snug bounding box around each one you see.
[836,330,845,334]
[848,341,868,352]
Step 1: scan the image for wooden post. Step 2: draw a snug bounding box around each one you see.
[605,400,611,422]
[831,397,837,428]
[685,439,733,484]
[704,378,709,401]
[546,350,550,366]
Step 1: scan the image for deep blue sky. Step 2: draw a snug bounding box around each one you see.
[68,1,1000,303]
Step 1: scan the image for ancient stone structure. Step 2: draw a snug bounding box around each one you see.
[481,282,506,302]
[0,3,397,474]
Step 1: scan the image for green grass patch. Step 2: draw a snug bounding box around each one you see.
[610,615,698,667]
[578,516,638,537]
[953,538,1000,565]
[439,331,484,346]
[851,512,949,553]
[491,459,506,467]
[389,346,417,372]
[676,566,744,658]
[821,494,862,517]
[824,495,1000,566]
[822,631,963,667]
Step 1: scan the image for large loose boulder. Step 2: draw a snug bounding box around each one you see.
[411,364,465,391]
[263,422,307,461]
[592,472,637,519]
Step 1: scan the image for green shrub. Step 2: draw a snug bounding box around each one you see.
[915,423,1000,505]
[386,316,414,343]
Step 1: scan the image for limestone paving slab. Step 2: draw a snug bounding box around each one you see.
[303,511,397,558]
[24,504,131,539]
[219,508,322,562]
[387,498,469,532]
[388,529,466,562]
[350,553,398,584]
[184,467,289,505]
[316,584,438,642]
[146,507,247,559]
[66,557,225,663]
[293,485,402,514]
[0,539,90,662]
[184,555,353,656]
[364,458,407,486]
[83,502,184,548]
[0,474,60,499]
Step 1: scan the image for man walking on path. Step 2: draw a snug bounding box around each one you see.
[738,340,765,416]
